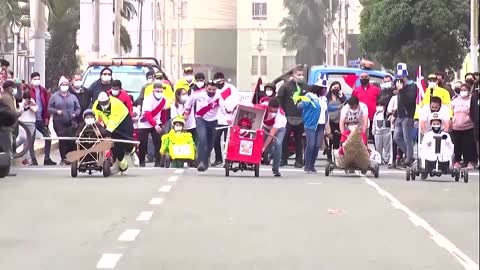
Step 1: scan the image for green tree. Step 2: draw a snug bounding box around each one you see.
[0,0,30,52]
[359,0,470,76]
[280,0,339,66]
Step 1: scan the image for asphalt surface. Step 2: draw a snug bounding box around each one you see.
[0,158,478,270]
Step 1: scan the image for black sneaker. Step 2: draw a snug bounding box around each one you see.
[44,158,57,166]
[31,159,38,166]
[197,162,206,172]
[294,162,303,168]
[211,160,222,167]
[139,162,146,168]
[310,168,318,174]
[154,160,161,167]
[273,171,281,177]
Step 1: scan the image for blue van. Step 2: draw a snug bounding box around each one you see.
[308,66,393,97]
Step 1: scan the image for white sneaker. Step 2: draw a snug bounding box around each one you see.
[110,161,120,175]
[131,152,140,167]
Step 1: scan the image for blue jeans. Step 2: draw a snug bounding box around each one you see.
[264,127,286,174]
[393,117,414,162]
[195,117,218,168]
[304,125,325,171]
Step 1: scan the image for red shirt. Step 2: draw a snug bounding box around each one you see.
[107,89,133,116]
[352,84,380,121]
[339,129,368,155]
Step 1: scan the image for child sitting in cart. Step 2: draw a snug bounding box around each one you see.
[238,117,254,139]
[419,113,454,175]
[335,115,381,169]
[160,116,195,168]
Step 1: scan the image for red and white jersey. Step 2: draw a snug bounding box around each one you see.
[217,83,240,125]
[138,95,167,129]
[185,90,225,122]
[263,107,287,129]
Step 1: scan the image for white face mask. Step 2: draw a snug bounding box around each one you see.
[147,78,153,84]
[460,91,469,98]
[101,104,109,111]
[349,108,359,114]
[174,126,183,132]
[185,75,194,82]
[154,92,163,100]
[32,79,41,86]
[196,81,205,88]
[73,80,83,88]
[381,82,392,89]
[428,82,436,89]
[111,90,120,96]
[348,125,358,131]
[12,88,17,96]
[85,117,95,125]
[268,112,277,118]
[101,75,112,82]
[265,90,274,97]
[376,106,384,112]
[60,85,69,93]
[295,75,305,82]
[154,79,162,85]
[180,94,188,104]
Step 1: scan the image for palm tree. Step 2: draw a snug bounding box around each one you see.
[279,0,339,66]
[0,0,30,52]
[117,0,144,54]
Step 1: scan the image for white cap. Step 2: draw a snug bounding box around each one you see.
[98,91,109,102]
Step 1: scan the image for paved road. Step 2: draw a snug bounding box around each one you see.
[0,160,478,270]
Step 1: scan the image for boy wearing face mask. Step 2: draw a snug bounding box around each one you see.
[259,83,277,105]
[160,116,195,168]
[88,67,113,104]
[29,72,56,165]
[137,83,169,167]
[451,84,477,170]
[175,67,195,93]
[420,114,454,177]
[107,80,133,117]
[190,73,206,92]
[372,101,391,165]
[416,74,452,119]
[69,74,91,123]
[47,76,81,165]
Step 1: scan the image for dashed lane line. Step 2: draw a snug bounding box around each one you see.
[136,211,154,222]
[362,176,479,270]
[158,185,172,192]
[149,197,164,205]
[96,253,122,269]
[117,229,141,242]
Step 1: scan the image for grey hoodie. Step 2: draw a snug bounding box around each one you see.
[47,91,81,125]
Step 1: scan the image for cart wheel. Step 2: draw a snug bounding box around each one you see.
[463,170,469,183]
[373,164,379,178]
[71,162,78,178]
[454,170,460,182]
[0,152,11,178]
[325,163,330,176]
[225,160,230,177]
[254,164,260,177]
[406,167,411,181]
[103,159,111,177]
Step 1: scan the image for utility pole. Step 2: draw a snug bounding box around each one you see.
[92,0,100,58]
[162,0,166,69]
[325,0,333,65]
[177,0,181,79]
[114,0,123,57]
[31,0,48,86]
[343,1,348,67]
[137,1,144,57]
[336,0,342,66]
[471,0,479,72]
[153,1,158,58]
[169,0,174,78]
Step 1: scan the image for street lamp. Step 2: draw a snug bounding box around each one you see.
[256,42,264,78]
[10,20,22,79]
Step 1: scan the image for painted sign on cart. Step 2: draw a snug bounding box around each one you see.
[239,140,253,156]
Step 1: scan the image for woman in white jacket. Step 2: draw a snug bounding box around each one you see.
[18,91,39,165]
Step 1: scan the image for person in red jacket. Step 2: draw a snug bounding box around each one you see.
[108,80,133,117]
[352,71,380,140]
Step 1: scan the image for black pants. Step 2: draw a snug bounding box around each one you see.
[111,116,135,162]
[326,121,341,161]
[214,125,228,162]
[53,122,75,160]
[282,122,304,164]
[137,128,160,163]
[452,128,477,163]
[31,120,51,160]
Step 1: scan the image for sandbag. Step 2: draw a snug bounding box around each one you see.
[342,128,370,170]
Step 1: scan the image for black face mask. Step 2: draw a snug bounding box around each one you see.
[360,78,369,86]
[215,83,225,89]
[432,126,441,134]
[466,79,475,86]
[454,87,461,94]
[207,91,216,97]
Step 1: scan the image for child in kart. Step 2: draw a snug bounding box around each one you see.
[160,116,195,168]
[419,113,454,178]
[238,117,254,139]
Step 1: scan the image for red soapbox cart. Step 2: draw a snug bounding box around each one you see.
[224,105,266,177]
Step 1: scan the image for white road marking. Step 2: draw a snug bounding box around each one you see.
[136,211,154,221]
[363,176,479,270]
[174,169,184,174]
[159,185,172,192]
[96,253,122,269]
[118,229,141,242]
[167,176,178,182]
[149,197,164,205]
[307,182,322,185]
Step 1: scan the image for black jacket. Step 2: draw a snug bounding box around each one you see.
[397,82,417,118]
[70,87,92,121]
[277,80,307,120]
[88,79,111,106]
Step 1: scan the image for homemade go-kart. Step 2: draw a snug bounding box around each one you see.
[324,129,380,178]
[224,104,266,177]
[406,132,468,183]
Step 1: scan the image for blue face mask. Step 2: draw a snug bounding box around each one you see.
[12,88,17,96]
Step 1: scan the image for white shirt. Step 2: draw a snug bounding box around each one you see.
[217,83,240,125]
[264,108,287,129]
[420,131,454,162]
[132,105,141,129]
[138,95,167,129]
[419,105,450,131]
[18,99,38,123]
[340,102,368,122]
[171,102,196,130]
[318,96,328,125]
[185,90,225,122]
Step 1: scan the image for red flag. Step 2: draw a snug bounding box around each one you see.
[416,66,427,105]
